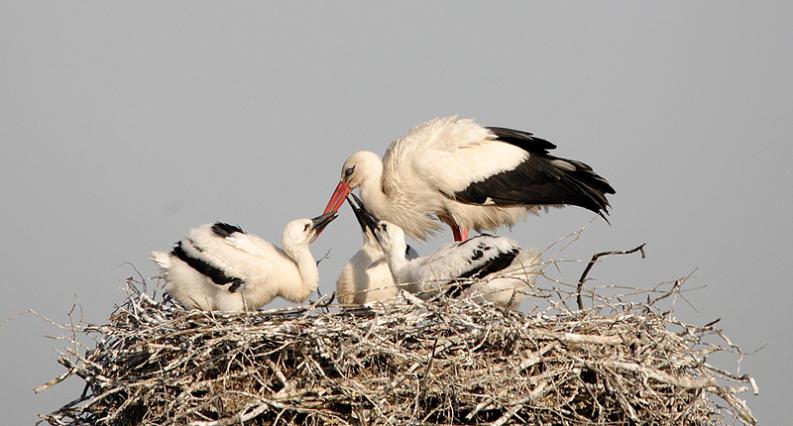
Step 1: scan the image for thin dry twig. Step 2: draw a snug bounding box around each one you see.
[37,271,756,425]
[576,243,647,310]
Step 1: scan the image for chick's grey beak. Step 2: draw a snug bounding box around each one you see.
[310,212,338,239]
[346,193,381,244]
[372,223,386,244]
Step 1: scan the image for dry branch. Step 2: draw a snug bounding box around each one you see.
[576,243,647,310]
[38,273,756,425]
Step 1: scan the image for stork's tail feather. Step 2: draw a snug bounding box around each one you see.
[555,157,615,217]
[150,251,172,269]
[486,126,615,215]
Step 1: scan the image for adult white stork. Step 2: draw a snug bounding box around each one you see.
[374,219,543,308]
[150,213,337,312]
[336,194,420,305]
[323,116,615,241]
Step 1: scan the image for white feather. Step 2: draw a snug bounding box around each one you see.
[337,117,545,241]
[394,235,519,286]
[464,249,543,308]
[377,221,542,308]
[336,241,400,305]
[388,117,528,194]
[150,251,171,269]
[151,219,325,312]
[381,117,531,236]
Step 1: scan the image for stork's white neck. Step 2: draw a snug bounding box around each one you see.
[281,244,319,302]
[357,160,397,226]
[383,242,410,283]
[358,158,385,198]
[354,153,441,242]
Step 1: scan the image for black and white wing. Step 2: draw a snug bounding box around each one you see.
[402,234,520,295]
[167,224,246,292]
[451,127,615,217]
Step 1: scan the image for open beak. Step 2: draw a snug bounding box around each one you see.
[309,212,338,242]
[346,193,381,244]
[323,181,352,214]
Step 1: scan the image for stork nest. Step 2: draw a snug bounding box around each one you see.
[38,276,757,425]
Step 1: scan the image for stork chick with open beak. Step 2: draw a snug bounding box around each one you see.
[323,116,615,242]
[151,213,337,312]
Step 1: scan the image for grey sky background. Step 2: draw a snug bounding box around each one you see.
[1,2,790,423]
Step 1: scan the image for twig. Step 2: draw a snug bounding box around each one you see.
[37,247,757,426]
[577,243,646,310]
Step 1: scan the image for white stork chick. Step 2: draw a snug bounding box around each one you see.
[151,213,337,312]
[323,116,615,241]
[375,220,543,308]
[336,194,419,305]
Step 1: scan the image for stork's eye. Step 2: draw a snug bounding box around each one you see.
[304,224,311,231]
[380,223,387,231]
[344,166,355,178]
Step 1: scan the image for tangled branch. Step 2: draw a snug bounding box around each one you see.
[38,271,756,425]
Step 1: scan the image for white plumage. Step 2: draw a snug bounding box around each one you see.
[323,116,615,241]
[335,237,398,305]
[336,195,419,305]
[151,214,336,312]
[375,219,543,308]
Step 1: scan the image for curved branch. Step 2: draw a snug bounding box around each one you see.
[577,244,646,310]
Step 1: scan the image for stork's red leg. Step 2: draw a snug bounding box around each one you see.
[451,224,469,242]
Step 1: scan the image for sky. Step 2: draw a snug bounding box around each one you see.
[1,1,791,424]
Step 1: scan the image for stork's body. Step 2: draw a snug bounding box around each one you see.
[336,195,419,305]
[324,116,615,241]
[336,242,399,305]
[375,220,543,308]
[151,214,336,312]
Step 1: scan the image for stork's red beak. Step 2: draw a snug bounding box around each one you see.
[323,181,352,215]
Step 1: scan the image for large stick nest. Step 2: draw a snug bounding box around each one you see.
[38,271,757,425]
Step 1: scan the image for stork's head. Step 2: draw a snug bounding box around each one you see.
[282,213,338,253]
[374,220,408,259]
[323,151,382,215]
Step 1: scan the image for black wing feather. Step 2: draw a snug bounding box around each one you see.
[445,237,520,298]
[454,127,615,216]
[211,222,244,238]
[171,241,245,292]
[487,126,556,153]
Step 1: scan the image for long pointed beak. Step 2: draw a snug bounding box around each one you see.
[346,193,381,244]
[372,221,387,248]
[309,212,338,242]
[323,181,352,214]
